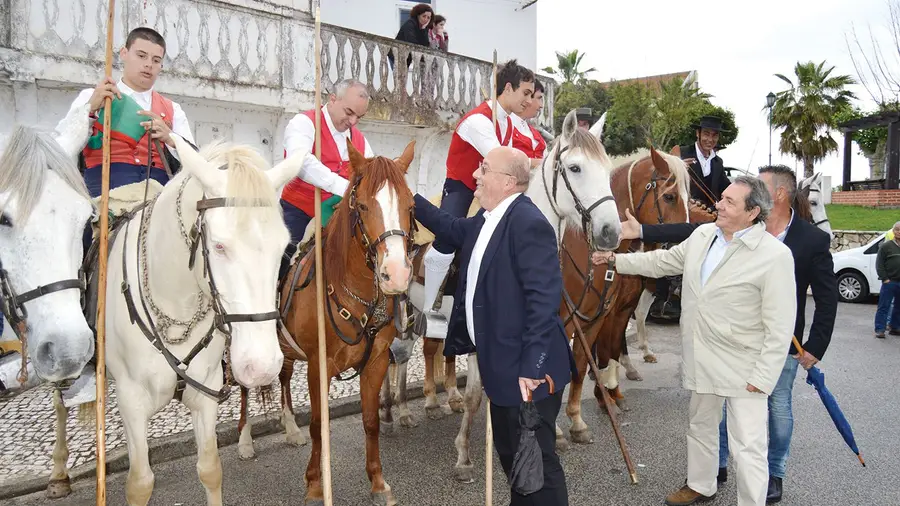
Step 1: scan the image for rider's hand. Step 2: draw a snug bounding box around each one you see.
[88,77,122,113]
[138,111,174,146]
[621,208,641,240]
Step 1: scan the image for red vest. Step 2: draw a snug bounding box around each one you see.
[82,91,175,170]
[280,109,367,217]
[446,101,514,190]
[512,123,546,159]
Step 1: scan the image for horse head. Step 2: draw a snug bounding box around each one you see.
[0,121,94,382]
[799,172,833,239]
[618,146,692,230]
[534,109,621,250]
[170,134,303,388]
[333,139,416,296]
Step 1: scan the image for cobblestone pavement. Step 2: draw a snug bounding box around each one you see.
[0,338,467,485]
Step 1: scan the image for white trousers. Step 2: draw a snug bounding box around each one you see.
[686,392,768,506]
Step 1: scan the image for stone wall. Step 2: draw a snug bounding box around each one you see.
[831,189,900,209]
[830,230,884,252]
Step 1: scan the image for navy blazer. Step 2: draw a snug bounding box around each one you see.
[413,193,576,407]
[641,216,838,360]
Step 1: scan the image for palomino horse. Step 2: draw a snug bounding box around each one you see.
[0,104,97,498]
[557,145,692,446]
[384,108,624,482]
[98,134,303,506]
[237,140,416,506]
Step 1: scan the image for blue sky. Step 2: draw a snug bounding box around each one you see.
[536,0,891,186]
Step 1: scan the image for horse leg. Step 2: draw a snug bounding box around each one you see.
[188,395,224,506]
[379,364,395,436]
[554,423,570,453]
[305,359,329,504]
[238,386,256,459]
[635,288,657,363]
[444,352,464,413]
[620,329,643,381]
[361,352,397,506]
[46,388,72,498]
[567,336,593,444]
[453,354,482,483]
[280,359,307,446]
[117,381,156,506]
[422,337,443,419]
[394,359,417,428]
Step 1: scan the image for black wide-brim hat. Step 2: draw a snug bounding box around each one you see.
[692,115,730,133]
[576,107,597,123]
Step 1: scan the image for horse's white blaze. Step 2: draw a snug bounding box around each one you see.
[376,183,410,294]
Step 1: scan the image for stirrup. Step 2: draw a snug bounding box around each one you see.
[423,310,449,340]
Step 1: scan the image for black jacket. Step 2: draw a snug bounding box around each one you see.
[680,143,730,207]
[641,216,838,360]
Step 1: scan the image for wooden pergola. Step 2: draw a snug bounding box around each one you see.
[837,112,900,190]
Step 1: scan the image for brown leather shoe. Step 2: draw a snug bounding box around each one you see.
[665,485,716,506]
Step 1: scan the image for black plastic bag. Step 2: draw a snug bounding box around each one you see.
[508,400,544,495]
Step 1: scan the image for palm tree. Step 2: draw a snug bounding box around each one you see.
[541,50,596,84]
[771,61,857,177]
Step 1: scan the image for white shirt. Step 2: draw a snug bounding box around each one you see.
[59,79,196,161]
[774,209,794,243]
[456,100,513,158]
[512,113,538,150]
[695,142,716,178]
[283,106,375,197]
[465,192,523,345]
[700,224,754,287]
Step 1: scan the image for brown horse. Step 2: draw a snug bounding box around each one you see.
[557,146,693,445]
[237,140,417,506]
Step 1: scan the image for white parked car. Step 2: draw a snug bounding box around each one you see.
[832,232,887,303]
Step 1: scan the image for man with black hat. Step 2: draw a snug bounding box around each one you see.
[680,115,731,208]
[575,107,596,130]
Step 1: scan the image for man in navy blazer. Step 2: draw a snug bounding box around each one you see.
[414,146,575,505]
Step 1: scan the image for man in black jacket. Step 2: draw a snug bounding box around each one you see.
[620,165,838,504]
[681,115,732,208]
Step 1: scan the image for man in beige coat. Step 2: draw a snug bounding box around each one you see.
[592,175,796,506]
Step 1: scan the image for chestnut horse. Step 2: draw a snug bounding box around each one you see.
[237,140,417,506]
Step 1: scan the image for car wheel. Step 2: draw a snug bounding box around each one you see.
[837,271,868,303]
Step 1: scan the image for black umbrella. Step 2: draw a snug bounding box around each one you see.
[508,375,555,496]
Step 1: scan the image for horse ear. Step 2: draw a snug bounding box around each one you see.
[649,145,671,176]
[669,145,681,157]
[589,112,606,141]
[170,134,220,189]
[346,138,367,174]
[561,109,578,140]
[267,147,308,191]
[395,140,416,174]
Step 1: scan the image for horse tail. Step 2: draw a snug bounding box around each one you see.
[256,384,275,412]
[77,401,97,426]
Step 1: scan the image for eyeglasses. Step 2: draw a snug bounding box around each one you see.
[478,160,517,179]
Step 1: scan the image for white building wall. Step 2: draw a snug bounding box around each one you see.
[320,0,538,71]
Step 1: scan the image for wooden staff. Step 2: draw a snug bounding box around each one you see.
[312,8,334,506]
[562,300,638,484]
[485,49,498,506]
[94,0,117,503]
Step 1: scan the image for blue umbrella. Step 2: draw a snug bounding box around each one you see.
[793,336,866,467]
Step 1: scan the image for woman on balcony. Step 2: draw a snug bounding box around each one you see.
[429,15,449,52]
[392,3,433,68]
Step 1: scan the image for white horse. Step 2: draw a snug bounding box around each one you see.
[100,134,304,506]
[384,108,621,482]
[625,171,834,381]
[0,104,97,498]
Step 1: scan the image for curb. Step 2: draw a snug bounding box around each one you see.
[0,374,468,501]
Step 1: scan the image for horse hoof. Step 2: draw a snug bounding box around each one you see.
[380,421,396,436]
[643,354,658,364]
[556,436,570,453]
[426,405,445,420]
[448,396,465,413]
[625,369,643,381]
[286,430,308,447]
[398,414,418,428]
[615,397,628,410]
[238,442,256,460]
[440,404,454,416]
[46,478,72,499]
[570,428,594,445]
[371,487,397,506]
[454,464,475,483]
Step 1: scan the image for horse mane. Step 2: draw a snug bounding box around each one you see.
[197,140,281,229]
[563,128,612,167]
[0,125,91,224]
[792,188,813,223]
[324,155,412,283]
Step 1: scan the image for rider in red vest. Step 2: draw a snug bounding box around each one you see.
[511,79,548,164]
[279,79,374,279]
[421,60,536,324]
[58,27,196,199]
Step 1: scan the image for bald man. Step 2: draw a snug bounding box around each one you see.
[413,146,576,505]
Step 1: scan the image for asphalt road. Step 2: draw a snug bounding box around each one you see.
[8,298,898,506]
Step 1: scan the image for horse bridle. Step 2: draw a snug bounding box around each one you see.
[542,142,615,251]
[628,160,669,226]
[802,186,830,228]
[346,174,419,271]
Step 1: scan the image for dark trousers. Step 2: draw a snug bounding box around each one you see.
[433,178,475,254]
[279,199,313,281]
[490,390,568,506]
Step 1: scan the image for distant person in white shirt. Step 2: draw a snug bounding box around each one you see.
[58,26,196,198]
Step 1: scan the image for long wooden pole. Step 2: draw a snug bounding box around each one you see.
[562,301,638,484]
[485,49,498,506]
[94,1,116,503]
[312,8,334,506]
